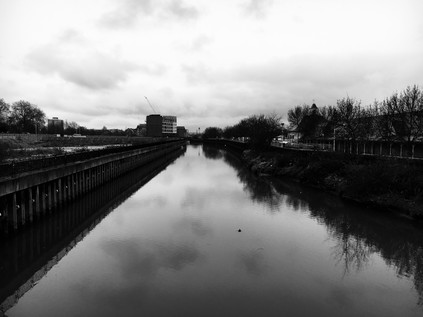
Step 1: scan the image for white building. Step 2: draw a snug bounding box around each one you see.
[162,116,177,135]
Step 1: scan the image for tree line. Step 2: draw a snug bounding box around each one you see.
[203,114,285,150]
[0,99,46,134]
[0,98,134,136]
[287,85,423,143]
[202,84,423,149]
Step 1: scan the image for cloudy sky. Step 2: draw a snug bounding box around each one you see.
[1,0,422,131]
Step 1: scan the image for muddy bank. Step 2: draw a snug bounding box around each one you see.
[241,149,423,219]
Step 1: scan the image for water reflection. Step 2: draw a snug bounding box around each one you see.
[207,145,423,306]
[203,146,283,211]
[0,147,185,314]
[3,144,423,316]
[238,247,266,276]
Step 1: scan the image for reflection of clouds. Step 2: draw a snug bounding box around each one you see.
[137,196,168,209]
[238,248,267,276]
[66,237,204,316]
[173,216,213,238]
[181,187,208,210]
[191,220,211,237]
[101,239,201,279]
[328,284,363,309]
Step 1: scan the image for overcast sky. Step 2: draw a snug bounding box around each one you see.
[1,0,422,131]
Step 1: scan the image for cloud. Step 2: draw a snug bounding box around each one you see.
[166,0,199,20]
[190,35,213,51]
[99,0,153,28]
[243,0,273,19]
[99,0,198,28]
[25,31,136,90]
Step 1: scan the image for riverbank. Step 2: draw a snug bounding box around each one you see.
[240,148,423,219]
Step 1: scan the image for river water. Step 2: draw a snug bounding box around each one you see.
[1,144,423,317]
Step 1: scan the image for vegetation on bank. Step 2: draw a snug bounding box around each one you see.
[0,138,66,162]
[286,85,423,142]
[199,85,423,218]
[241,149,423,218]
[203,114,285,149]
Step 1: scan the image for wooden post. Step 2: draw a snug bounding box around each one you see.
[58,178,62,206]
[35,185,40,217]
[12,192,18,230]
[41,184,46,215]
[48,183,52,211]
[28,188,33,223]
[4,196,9,234]
[53,180,58,209]
[71,174,75,199]
[63,177,67,202]
[20,190,26,226]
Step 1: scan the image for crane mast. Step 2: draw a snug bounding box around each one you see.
[144,96,160,114]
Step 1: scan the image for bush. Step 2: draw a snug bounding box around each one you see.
[342,162,423,200]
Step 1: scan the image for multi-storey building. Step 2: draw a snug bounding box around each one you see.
[162,116,177,136]
[47,117,64,135]
[146,115,178,137]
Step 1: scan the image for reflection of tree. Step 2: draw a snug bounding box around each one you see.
[331,231,375,275]
[209,144,423,305]
[222,150,282,212]
[202,145,223,160]
[304,191,423,306]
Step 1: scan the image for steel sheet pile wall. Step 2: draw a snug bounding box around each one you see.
[0,140,185,234]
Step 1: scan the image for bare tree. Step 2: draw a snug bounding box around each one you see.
[64,121,80,134]
[9,100,46,133]
[335,97,364,140]
[287,104,310,130]
[379,85,423,142]
[0,98,10,132]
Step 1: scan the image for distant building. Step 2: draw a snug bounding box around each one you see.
[177,126,187,137]
[47,117,64,135]
[146,114,163,137]
[162,116,177,136]
[146,114,178,137]
[136,124,146,136]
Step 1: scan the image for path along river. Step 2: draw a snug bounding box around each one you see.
[1,144,423,317]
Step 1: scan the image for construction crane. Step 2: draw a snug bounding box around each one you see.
[144,96,160,114]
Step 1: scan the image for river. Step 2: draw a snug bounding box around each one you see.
[1,144,422,317]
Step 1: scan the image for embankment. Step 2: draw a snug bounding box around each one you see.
[203,139,423,219]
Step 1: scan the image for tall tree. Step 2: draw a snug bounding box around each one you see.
[287,105,310,130]
[64,121,80,135]
[379,85,423,142]
[244,114,284,149]
[9,100,46,133]
[335,97,364,140]
[0,98,10,132]
[203,127,223,139]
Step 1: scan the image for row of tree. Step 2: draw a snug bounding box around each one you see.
[287,85,423,142]
[203,114,285,149]
[0,99,46,134]
[0,98,137,136]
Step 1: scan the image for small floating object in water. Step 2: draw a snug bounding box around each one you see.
[238,229,242,232]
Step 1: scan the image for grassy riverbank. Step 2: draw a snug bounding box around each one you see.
[242,149,423,218]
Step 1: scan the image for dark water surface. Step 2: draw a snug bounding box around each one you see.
[1,144,423,317]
